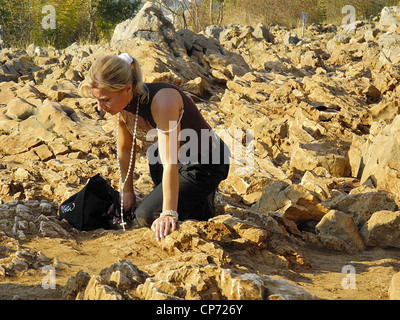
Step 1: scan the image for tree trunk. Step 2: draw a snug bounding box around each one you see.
[0,25,4,49]
[88,0,96,42]
[209,0,213,25]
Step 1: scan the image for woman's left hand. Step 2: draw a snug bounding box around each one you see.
[151,215,177,241]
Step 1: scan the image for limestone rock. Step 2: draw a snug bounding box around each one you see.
[316,210,365,251]
[220,269,265,300]
[389,271,400,300]
[377,7,400,32]
[351,115,400,195]
[300,171,332,201]
[139,278,181,300]
[83,275,123,300]
[222,173,272,205]
[283,32,300,45]
[32,144,53,161]
[300,50,324,70]
[321,191,398,228]
[63,270,91,300]
[251,181,329,224]
[99,260,147,291]
[369,99,400,123]
[253,23,274,43]
[111,2,185,57]
[37,215,72,239]
[219,25,257,49]
[13,168,32,181]
[5,98,36,120]
[181,77,206,97]
[290,141,351,177]
[360,210,400,248]
[262,275,317,300]
[210,214,267,245]
[204,25,223,39]
[0,132,41,155]
[378,32,400,65]
[71,258,317,300]
[0,82,20,105]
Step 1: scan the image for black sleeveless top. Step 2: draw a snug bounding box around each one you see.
[123,82,211,133]
[120,82,230,164]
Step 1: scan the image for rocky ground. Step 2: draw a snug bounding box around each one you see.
[0,4,400,300]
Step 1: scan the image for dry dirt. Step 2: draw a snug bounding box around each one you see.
[1,224,399,300]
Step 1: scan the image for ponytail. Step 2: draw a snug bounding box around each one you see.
[129,56,149,103]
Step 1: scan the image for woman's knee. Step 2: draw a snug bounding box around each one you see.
[134,206,157,228]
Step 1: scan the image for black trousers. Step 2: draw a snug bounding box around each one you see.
[135,141,230,227]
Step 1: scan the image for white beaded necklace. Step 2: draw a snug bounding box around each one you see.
[115,97,139,231]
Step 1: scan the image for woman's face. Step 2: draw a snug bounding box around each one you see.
[90,85,132,115]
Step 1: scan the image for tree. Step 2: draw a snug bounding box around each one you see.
[0,0,140,48]
[0,0,43,47]
[153,0,192,29]
[48,0,89,47]
[208,0,224,25]
[96,0,140,39]
[86,0,140,42]
[317,0,328,22]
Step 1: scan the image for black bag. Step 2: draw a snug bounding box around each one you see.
[58,174,129,231]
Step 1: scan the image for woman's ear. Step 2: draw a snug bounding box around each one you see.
[126,84,132,92]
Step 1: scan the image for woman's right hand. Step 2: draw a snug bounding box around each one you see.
[121,190,136,217]
[108,190,136,218]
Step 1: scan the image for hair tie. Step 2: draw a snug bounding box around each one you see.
[119,53,133,66]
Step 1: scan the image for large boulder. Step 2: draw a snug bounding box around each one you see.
[350,115,400,195]
[377,6,400,32]
[360,210,400,248]
[0,51,35,82]
[378,32,400,66]
[250,181,329,224]
[321,190,398,228]
[111,2,186,57]
[5,98,36,120]
[110,3,251,93]
[316,210,365,251]
[290,140,351,177]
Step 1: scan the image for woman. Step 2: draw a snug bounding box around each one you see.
[79,53,230,241]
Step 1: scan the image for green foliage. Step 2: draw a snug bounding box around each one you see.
[0,0,140,49]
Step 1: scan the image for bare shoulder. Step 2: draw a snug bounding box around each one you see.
[151,88,183,129]
[152,88,183,110]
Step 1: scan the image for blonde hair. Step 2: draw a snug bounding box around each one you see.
[79,54,149,103]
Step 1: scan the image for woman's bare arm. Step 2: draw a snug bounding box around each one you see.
[150,88,183,240]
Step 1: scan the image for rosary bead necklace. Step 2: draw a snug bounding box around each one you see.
[115,97,139,231]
